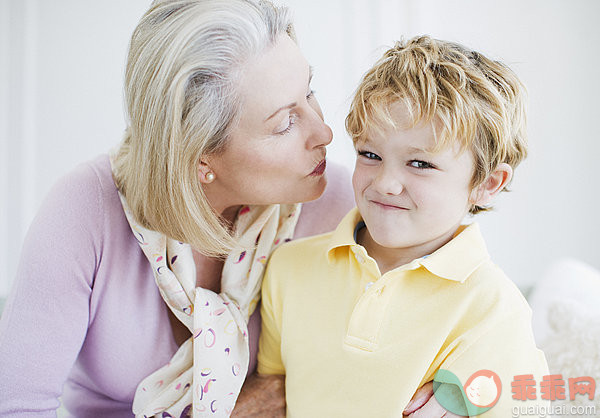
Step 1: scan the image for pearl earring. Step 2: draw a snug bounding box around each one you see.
[205,172,215,183]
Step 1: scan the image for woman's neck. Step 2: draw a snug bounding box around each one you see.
[220,205,242,230]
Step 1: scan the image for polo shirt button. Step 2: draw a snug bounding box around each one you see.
[355,254,365,263]
[365,281,374,291]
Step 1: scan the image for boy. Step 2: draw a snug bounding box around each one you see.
[258,36,548,417]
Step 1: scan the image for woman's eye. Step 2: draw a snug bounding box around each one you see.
[409,160,435,169]
[275,114,297,135]
[306,89,315,100]
[358,150,381,161]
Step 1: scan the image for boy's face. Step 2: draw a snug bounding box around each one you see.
[352,101,477,260]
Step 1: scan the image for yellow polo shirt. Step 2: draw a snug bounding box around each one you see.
[258,208,549,417]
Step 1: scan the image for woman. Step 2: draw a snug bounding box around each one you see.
[0,1,350,416]
[0,1,435,416]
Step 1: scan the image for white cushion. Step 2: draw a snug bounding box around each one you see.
[528,257,600,344]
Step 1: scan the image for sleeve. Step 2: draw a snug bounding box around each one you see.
[437,307,550,418]
[0,163,104,416]
[257,258,285,376]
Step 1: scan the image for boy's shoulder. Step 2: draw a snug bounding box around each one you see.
[263,231,337,295]
[271,206,360,268]
[439,222,529,309]
[463,256,532,318]
[270,230,335,267]
[429,222,531,316]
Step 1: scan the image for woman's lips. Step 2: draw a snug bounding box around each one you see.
[309,159,326,176]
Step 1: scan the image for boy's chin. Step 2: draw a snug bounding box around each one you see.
[367,231,408,250]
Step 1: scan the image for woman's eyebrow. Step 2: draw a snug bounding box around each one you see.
[264,65,314,122]
[265,103,296,122]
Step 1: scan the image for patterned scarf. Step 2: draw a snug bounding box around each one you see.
[115,187,300,417]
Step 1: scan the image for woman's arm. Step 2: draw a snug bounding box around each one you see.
[0,163,102,416]
[230,374,286,417]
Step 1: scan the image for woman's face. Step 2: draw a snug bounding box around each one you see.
[202,34,333,214]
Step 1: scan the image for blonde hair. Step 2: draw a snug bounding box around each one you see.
[112,0,294,256]
[346,35,527,214]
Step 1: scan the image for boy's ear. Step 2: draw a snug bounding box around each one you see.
[470,163,513,207]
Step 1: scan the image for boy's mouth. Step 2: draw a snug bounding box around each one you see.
[370,200,409,210]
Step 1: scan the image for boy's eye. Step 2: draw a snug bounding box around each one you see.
[306,89,315,100]
[409,160,435,169]
[357,150,381,160]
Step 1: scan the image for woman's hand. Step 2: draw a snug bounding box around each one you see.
[403,381,466,418]
[231,373,285,417]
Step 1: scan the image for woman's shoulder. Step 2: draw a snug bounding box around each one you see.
[294,161,355,239]
[53,154,115,199]
[46,154,119,218]
[30,154,123,253]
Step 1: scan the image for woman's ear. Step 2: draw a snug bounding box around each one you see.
[198,160,216,184]
[470,163,513,207]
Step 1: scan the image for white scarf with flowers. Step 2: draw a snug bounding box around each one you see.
[115,190,300,417]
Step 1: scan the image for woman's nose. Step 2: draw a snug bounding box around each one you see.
[312,121,333,148]
[306,101,333,149]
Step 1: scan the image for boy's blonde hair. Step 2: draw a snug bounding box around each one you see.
[112,0,294,256]
[346,35,527,214]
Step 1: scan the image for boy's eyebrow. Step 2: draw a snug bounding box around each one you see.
[407,146,433,154]
[264,66,314,122]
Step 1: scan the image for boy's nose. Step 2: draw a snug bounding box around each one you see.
[373,169,404,196]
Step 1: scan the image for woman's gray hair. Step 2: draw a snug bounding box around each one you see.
[113,0,295,256]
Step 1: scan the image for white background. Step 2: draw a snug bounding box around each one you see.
[1,0,599,297]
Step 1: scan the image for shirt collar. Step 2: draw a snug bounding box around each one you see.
[419,222,490,283]
[327,208,490,283]
[327,208,363,263]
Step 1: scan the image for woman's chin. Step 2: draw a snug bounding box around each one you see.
[275,181,327,205]
[301,177,327,203]
[253,177,328,206]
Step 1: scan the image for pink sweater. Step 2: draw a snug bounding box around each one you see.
[0,154,354,417]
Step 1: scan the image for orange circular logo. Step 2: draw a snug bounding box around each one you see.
[463,370,502,408]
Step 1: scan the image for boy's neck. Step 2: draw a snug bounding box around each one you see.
[356,225,460,275]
